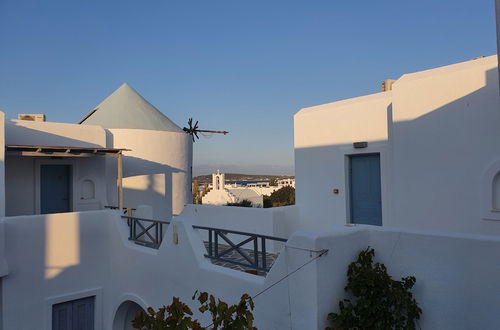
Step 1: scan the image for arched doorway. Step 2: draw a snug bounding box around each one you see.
[113,300,145,330]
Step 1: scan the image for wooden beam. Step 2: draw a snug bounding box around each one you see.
[6,151,99,158]
[117,152,123,210]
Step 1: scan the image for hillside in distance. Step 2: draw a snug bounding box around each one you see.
[193,173,294,184]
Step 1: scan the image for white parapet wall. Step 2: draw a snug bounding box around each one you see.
[311,225,500,329]
[5,119,106,148]
[181,204,300,239]
[0,221,7,277]
[2,210,500,329]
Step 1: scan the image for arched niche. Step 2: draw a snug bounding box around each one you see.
[113,300,146,330]
[481,159,500,221]
[81,179,95,200]
[493,172,500,211]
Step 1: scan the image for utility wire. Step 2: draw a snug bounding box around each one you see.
[200,248,328,329]
[252,248,329,300]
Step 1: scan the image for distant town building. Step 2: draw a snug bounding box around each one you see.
[201,170,281,207]
[277,178,295,188]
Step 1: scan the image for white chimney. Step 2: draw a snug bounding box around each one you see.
[17,114,46,122]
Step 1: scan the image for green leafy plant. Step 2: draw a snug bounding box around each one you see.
[132,297,202,330]
[263,186,295,208]
[226,199,253,207]
[326,247,422,330]
[268,178,278,186]
[194,291,256,329]
[132,292,256,330]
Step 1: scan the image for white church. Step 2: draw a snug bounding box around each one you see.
[201,170,282,207]
[1,4,500,330]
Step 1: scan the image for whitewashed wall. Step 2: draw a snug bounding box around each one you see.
[390,56,500,235]
[4,156,107,216]
[201,189,236,205]
[294,92,391,230]
[311,225,500,329]
[294,56,500,236]
[496,0,500,78]
[182,204,299,239]
[5,119,105,148]
[0,112,5,217]
[4,120,108,216]
[107,129,192,219]
[0,221,7,277]
[0,211,290,329]
[1,211,499,329]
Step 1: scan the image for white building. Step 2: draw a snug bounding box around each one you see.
[2,10,500,329]
[276,178,295,188]
[294,55,500,236]
[201,170,279,207]
[4,83,192,221]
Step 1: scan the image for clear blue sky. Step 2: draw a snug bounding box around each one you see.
[0,0,497,176]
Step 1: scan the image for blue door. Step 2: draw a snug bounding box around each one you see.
[349,154,382,226]
[41,165,71,214]
[52,296,95,330]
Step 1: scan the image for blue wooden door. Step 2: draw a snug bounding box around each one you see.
[41,165,71,214]
[349,154,382,226]
[53,296,94,330]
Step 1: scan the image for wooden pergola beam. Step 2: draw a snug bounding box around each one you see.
[117,152,123,210]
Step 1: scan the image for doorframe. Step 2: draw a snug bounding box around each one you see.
[345,148,388,225]
[35,159,77,215]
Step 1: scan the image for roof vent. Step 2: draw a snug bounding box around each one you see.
[18,114,46,122]
[381,79,396,92]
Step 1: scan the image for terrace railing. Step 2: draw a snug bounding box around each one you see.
[121,215,170,249]
[193,225,288,273]
[118,215,287,273]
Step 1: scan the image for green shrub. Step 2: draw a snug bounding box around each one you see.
[132,292,256,330]
[226,199,253,207]
[263,186,295,208]
[326,247,422,330]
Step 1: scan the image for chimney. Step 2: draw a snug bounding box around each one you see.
[381,79,396,92]
[18,114,46,122]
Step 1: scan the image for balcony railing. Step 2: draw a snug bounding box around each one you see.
[121,215,170,249]
[119,215,288,273]
[193,225,287,273]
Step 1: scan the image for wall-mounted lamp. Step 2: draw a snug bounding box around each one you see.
[353,142,368,149]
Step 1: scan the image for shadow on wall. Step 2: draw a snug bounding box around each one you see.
[295,67,500,235]
[106,155,187,219]
[2,211,115,329]
[6,121,104,148]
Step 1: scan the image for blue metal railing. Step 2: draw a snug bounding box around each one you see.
[193,225,287,272]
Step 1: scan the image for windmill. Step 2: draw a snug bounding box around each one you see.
[183,118,229,142]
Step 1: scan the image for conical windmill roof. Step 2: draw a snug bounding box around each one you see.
[79,83,183,132]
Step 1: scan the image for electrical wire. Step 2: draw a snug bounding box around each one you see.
[252,248,329,300]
